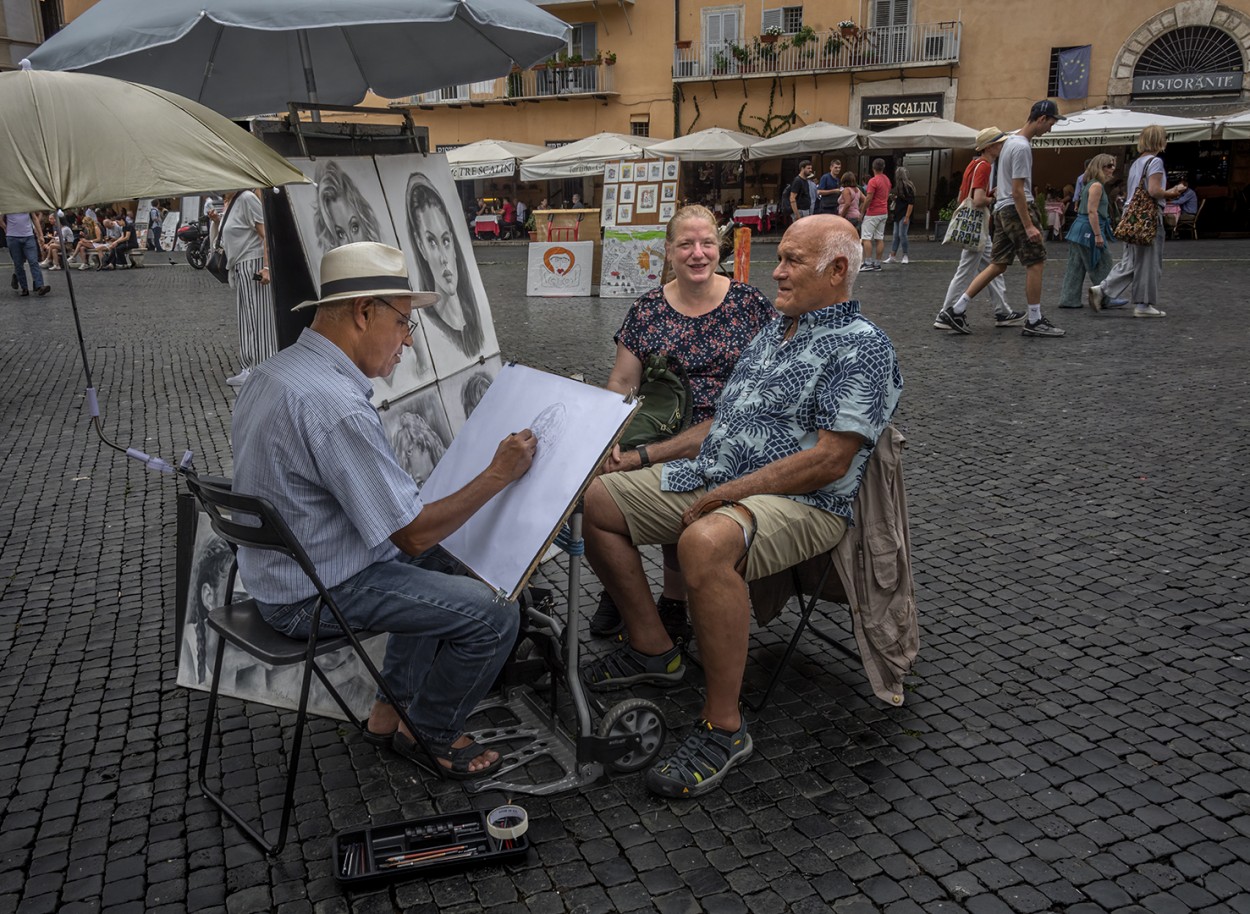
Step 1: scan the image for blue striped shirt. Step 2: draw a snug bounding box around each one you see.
[232,329,423,604]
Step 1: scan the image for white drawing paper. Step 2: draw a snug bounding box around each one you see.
[421,365,637,599]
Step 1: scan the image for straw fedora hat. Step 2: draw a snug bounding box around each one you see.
[974,127,1008,152]
[293,241,439,311]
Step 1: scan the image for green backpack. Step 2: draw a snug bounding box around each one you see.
[619,355,693,450]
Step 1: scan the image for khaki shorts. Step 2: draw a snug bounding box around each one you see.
[991,202,1047,267]
[597,465,847,582]
[861,214,888,241]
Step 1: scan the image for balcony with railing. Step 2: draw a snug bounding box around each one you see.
[395,60,618,108]
[673,21,960,81]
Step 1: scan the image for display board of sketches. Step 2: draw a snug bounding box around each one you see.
[601,157,679,228]
[380,384,454,489]
[600,227,667,299]
[421,364,637,599]
[375,155,499,378]
[175,507,385,722]
[159,212,180,251]
[525,241,593,297]
[286,156,437,405]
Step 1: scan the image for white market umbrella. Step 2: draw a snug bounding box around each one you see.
[445,139,549,180]
[1218,109,1250,140]
[867,117,979,150]
[649,127,761,162]
[0,66,310,464]
[520,132,659,181]
[1031,106,1214,148]
[25,0,569,119]
[747,121,862,159]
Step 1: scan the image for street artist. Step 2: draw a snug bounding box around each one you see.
[582,215,902,798]
[231,242,536,780]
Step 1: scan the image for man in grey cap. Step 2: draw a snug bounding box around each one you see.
[944,100,1067,338]
[231,241,537,780]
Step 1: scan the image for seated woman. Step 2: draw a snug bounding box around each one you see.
[593,204,778,644]
[71,215,102,267]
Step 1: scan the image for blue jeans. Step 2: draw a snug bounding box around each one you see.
[7,235,43,291]
[890,219,910,255]
[257,548,519,746]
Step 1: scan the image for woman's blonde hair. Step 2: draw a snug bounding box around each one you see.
[1138,125,1168,155]
[1083,154,1115,185]
[664,204,718,244]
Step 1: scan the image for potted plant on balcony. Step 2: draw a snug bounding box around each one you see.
[713,50,731,73]
[838,19,858,38]
[823,34,845,60]
[730,42,750,67]
[760,25,782,45]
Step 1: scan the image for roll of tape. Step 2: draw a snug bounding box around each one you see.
[486,805,529,842]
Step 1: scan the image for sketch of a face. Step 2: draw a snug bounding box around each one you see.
[530,402,567,466]
[462,371,493,419]
[185,535,236,684]
[406,172,484,357]
[392,411,447,486]
[314,160,383,250]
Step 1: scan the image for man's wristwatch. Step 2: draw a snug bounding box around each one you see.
[636,446,651,468]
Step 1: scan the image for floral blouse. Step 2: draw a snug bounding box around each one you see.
[615,280,777,423]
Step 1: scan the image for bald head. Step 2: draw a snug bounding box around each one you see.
[773,215,863,317]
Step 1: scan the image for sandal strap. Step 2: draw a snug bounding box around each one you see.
[584,645,650,684]
[659,721,745,787]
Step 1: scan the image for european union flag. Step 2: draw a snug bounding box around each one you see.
[1058,45,1091,100]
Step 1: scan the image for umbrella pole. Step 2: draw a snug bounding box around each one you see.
[62,255,181,472]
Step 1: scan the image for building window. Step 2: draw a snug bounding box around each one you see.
[1047,46,1082,97]
[762,6,803,34]
[630,117,650,137]
[1135,26,1242,77]
[871,0,912,28]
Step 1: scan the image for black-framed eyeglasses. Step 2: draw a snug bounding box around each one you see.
[370,296,419,338]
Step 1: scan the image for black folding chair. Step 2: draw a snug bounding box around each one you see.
[182,471,441,856]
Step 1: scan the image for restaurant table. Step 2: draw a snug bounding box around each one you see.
[474,214,501,238]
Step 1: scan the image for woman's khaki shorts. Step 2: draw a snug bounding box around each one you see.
[597,464,847,582]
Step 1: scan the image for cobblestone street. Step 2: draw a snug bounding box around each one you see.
[1,236,1248,914]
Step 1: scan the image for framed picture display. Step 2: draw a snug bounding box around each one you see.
[601,203,616,227]
[663,161,679,181]
[636,184,659,214]
[604,162,620,183]
[603,184,618,206]
[616,203,633,224]
[659,201,676,222]
[647,161,663,182]
[661,182,677,202]
[619,183,635,204]
[620,162,635,182]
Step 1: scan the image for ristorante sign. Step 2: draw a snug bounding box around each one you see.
[862,94,944,123]
[1133,71,1241,95]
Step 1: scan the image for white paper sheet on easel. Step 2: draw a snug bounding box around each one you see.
[420,364,636,599]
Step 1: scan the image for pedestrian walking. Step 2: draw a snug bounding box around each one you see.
[815,159,842,214]
[208,189,276,386]
[859,159,891,271]
[788,160,815,221]
[1058,155,1116,309]
[939,100,1066,338]
[2,211,51,296]
[1088,125,1185,319]
[933,127,1024,330]
[884,166,915,264]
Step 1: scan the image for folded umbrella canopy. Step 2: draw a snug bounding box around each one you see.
[25,0,570,119]
[0,65,310,466]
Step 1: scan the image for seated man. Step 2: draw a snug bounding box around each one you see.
[231,242,537,779]
[582,215,902,798]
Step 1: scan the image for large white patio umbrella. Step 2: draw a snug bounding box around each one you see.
[1031,106,1214,148]
[1218,109,1250,140]
[25,0,569,119]
[747,121,862,159]
[867,117,979,150]
[649,127,761,162]
[520,133,658,181]
[445,139,549,180]
[1,65,310,465]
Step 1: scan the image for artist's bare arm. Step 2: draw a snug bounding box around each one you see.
[1087,183,1105,247]
[255,218,271,284]
[679,430,863,527]
[601,419,713,475]
[1013,177,1040,242]
[390,430,537,555]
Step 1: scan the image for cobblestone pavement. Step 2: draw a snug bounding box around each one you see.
[1,237,1248,914]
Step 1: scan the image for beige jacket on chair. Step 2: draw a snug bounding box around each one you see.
[747,424,919,706]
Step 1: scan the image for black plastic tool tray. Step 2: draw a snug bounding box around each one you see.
[335,810,528,887]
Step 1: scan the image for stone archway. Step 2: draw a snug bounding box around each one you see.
[1107,0,1250,105]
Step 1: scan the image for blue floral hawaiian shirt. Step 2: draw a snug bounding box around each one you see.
[661,300,902,520]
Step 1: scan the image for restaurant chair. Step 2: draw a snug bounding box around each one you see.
[1174,199,1204,240]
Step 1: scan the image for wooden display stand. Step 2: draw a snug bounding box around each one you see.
[534,209,602,284]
